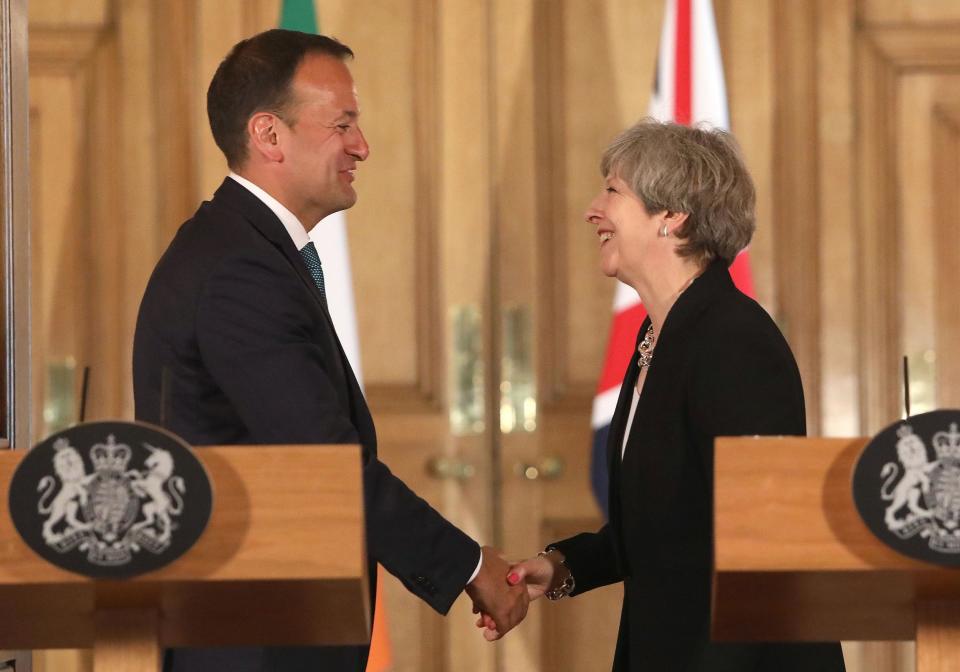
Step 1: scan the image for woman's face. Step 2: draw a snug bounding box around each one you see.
[585,174,662,283]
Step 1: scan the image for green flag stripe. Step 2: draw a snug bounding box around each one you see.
[280,0,318,33]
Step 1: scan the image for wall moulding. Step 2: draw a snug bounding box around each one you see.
[865,25,960,67]
[28,27,104,74]
[855,24,960,432]
[854,29,901,433]
[932,104,960,409]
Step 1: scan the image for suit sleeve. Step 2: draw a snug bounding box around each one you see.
[195,250,480,614]
[549,523,623,596]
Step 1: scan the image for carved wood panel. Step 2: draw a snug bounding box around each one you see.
[933,105,960,409]
[856,23,960,432]
[28,15,107,438]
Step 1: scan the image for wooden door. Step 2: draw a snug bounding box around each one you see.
[489,1,664,670]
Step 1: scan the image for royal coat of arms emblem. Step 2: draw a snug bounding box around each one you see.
[853,409,960,566]
[8,421,212,579]
[880,423,960,551]
[38,434,186,565]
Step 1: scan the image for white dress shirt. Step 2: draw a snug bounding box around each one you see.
[229,172,312,250]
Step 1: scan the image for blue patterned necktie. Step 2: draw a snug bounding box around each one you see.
[299,242,328,307]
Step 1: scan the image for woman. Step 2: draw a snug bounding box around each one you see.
[504,121,845,671]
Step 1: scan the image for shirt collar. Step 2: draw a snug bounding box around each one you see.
[228,172,312,250]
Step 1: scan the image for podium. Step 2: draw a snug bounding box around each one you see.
[0,445,370,672]
[714,437,960,672]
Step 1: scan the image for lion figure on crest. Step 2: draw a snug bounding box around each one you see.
[38,439,94,543]
[882,426,936,530]
[130,444,185,543]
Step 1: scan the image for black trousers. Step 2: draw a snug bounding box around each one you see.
[164,645,368,672]
[614,570,846,672]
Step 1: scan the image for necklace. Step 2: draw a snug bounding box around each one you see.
[635,268,704,370]
[637,324,655,369]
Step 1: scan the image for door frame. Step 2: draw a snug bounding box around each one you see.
[0,0,32,451]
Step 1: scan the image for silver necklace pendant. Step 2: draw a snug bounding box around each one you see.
[637,324,655,369]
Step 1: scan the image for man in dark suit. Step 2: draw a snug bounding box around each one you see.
[133,29,526,672]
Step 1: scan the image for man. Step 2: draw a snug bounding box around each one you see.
[133,29,525,672]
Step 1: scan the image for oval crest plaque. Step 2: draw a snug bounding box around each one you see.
[853,409,960,567]
[8,421,212,579]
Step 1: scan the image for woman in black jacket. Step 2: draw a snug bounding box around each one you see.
[503,120,845,671]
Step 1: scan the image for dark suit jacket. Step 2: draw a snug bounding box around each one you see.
[552,261,845,672]
[133,178,480,672]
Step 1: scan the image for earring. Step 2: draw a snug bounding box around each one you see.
[659,222,669,238]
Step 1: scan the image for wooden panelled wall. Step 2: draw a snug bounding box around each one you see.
[22,1,960,671]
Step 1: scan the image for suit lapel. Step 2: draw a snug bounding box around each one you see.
[604,316,647,536]
[618,260,735,436]
[655,259,734,349]
[617,261,738,484]
[607,317,647,470]
[211,179,374,437]
[213,179,337,324]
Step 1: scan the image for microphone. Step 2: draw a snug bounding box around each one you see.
[902,355,911,421]
[79,366,91,423]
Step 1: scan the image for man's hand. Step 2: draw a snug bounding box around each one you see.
[465,546,529,641]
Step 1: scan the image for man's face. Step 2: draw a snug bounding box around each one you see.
[279,53,369,224]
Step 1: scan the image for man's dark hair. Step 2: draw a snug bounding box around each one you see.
[207,29,353,168]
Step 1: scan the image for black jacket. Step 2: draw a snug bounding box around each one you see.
[552,261,845,672]
[133,178,479,672]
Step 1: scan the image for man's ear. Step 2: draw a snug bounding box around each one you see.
[247,112,284,163]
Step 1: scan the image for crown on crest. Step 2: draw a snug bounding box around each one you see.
[933,423,960,462]
[897,424,916,440]
[90,434,132,472]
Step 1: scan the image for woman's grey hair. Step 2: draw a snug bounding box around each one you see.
[600,119,756,265]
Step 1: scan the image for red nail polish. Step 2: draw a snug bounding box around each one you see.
[508,572,519,584]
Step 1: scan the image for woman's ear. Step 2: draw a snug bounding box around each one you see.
[664,210,689,226]
[661,210,690,237]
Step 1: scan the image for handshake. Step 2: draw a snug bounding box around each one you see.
[464,545,569,642]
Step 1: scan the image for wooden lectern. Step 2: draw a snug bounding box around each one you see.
[0,445,369,672]
[714,437,960,672]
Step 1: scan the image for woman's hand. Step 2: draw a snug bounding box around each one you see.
[507,554,557,601]
[473,551,562,633]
